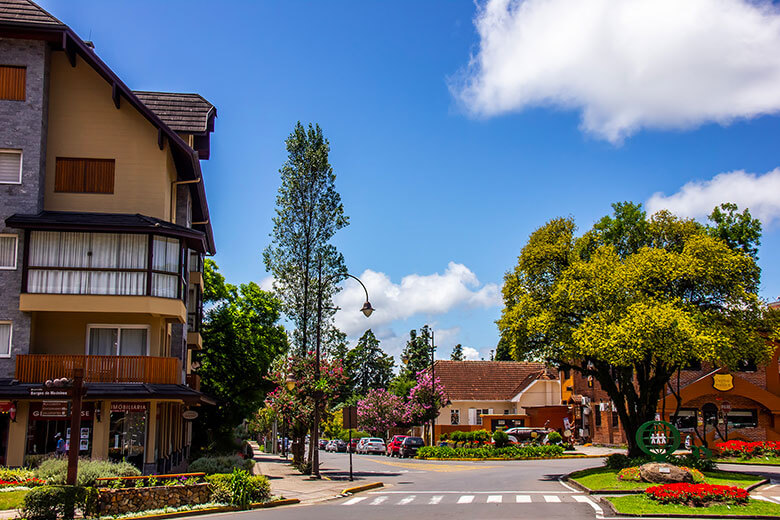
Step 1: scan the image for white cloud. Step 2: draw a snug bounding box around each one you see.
[462,347,481,361]
[332,262,501,338]
[453,0,780,142]
[259,276,275,292]
[646,168,780,224]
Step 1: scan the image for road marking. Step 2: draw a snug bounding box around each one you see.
[343,497,367,505]
[557,477,580,493]
[457,495,475,504]
[398,495,416,505]
[487,495,502,503]
[544,495,561,503]
[367,490,576,494]
[515,495,531,503]
[369,496,388,505]
[574,495,604,516]
[429,495,443,504]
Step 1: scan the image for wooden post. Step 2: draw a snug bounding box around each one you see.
[67,369,84,486]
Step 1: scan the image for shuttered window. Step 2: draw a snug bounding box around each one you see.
[0,323,10,357]
[55,158,115,194]
[0,150,22,184]
[0,235,17,269]
[0,66,25,101]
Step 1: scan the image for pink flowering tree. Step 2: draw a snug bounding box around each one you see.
[402,370,450,425]
[357,389,403,438]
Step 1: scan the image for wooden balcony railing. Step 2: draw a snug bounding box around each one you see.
[15,355,182,385]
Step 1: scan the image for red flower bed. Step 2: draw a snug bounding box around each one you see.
[645,483,749,506]
[715,440,780,458]
[0,477,46,488]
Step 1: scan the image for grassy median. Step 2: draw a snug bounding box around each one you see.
[607,495,780,516]
[569,467,764,492]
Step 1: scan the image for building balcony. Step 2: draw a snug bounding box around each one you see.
[19,294,186,322]
[15,354,182,384]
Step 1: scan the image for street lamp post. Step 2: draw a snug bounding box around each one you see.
[429,328,436,447]
[312,258,374,478]
[283,374,295,459]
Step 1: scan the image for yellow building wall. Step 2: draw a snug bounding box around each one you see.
[516,380,562,411]
[44,52,176,220]
[30,312,168,356]
[7,401,29,467]
[436,401,514,426]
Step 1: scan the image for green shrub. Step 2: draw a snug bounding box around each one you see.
[189,455,254,475]
[24,455,49,469]
[617,466,641,481]
[439,432,449,441]
[206,473,270,506]
[670,453,716,472]
[604,453,631,470]
[547,432,562,445]
[492,430,510,448]
[21,485,97,520]
[416,444,563,460]
[0,467,35,482]
[35,459,140,487]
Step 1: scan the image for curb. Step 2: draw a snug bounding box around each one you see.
[418,454,605,461]
[341,482,384,495]
[106,498,301,520]
[600,495,780,519]
[717,460,780,468]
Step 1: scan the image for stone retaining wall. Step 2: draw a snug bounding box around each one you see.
[98,483,211,516]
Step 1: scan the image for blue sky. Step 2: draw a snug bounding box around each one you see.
[40,0,780,361]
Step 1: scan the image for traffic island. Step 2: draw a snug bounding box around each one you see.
[604,495,780,518]
[566,467,766,494]
[341,482,384,495]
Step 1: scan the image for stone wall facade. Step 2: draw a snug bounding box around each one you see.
[0,37,49,378]
[98,483,211,516]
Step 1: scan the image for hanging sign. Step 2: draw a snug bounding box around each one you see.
[30,388,69,397]
[182,410,199,420]
[713,374,734,392]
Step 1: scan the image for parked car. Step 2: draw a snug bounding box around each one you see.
[399,436,425,458]
[347,439,358,452]
[504,427,551,444]
[318,439,328,450]
[326,439,347,452]
[386,435,408,457]
[357,437,386,455]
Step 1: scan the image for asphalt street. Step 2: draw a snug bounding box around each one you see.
[202,451,608,519]
[196,453,780,520]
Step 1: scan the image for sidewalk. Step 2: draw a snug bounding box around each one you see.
[248,442,366,504]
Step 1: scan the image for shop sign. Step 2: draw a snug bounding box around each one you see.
[30,402,93,420]
[182,410,198,420]
[721,401,732,414]
[713,374,734,392]
[111,402,148,413]
[29,388,69,397]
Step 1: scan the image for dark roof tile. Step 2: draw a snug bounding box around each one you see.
[0,0,63,26]
[133,91,215,134]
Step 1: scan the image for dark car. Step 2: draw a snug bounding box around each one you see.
[318,439,328,450]
[386,435,408,457]
[399,436,425,458]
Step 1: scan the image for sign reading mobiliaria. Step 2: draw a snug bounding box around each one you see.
[111,402,148,413]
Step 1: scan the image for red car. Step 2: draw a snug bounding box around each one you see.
[386,435,408,457]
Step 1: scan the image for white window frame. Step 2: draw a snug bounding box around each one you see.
[0,234,18,270]
[0,149,22,184]
[0,321,12,358]
[85,324,151,356]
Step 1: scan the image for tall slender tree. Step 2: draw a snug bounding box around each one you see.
[400,326,433,379]
[450,344,465,361]
[263,122,349,356]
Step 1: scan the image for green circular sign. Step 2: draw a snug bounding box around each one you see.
[635,421,681,462]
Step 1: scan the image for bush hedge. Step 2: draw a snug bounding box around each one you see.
[205,472,270,505]
[416,444,564,460]
[35,459,140,487]
[189,455,254,475]
[21,485,98,520]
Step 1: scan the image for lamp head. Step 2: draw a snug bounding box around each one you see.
[360,301,374,318]
[285,374,296,392]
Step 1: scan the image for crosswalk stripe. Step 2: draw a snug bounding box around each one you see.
[429,496,443,504]
[516,495,531,503]
[544,495,561,503]
[457,495,475,504]
[487,495,502,503]
[370,496,388,505]
[398,495,416,505]
[344,497,367,505]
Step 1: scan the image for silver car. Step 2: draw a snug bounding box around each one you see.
[357,437,386,455]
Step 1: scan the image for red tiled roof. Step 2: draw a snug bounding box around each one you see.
[433,360,557,401]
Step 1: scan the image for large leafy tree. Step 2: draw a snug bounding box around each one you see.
[196,260,288,450]
[345,329,394,397]
[357,389,403,438]
[263,122,349,356]
[498,202,777,456]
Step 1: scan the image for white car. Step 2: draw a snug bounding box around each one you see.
[357,437,386,455]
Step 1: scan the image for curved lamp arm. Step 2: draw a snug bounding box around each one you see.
[327,272,374,317]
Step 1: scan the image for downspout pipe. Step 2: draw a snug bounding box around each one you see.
[170,178,201,224]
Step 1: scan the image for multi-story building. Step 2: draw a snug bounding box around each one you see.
[0,0,215,472]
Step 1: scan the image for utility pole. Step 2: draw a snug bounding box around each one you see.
[430,328,435,447]
[67,369,84,485]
